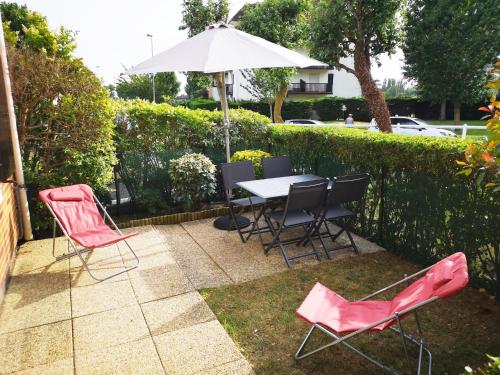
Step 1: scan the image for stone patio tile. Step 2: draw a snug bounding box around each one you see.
[75,337,164,375]
[119,226,168,261]
[196,359,255,375]
[0,320,72,374]
[11,357,74,375]
[70,279,136,317]
[128,263,194,304]
[0,271,71,334]
[156,225,232,288]
[141,292,215,336]
[12,237,69,276]
[73,304,149,353]
[154,320,243,375]
[69,246,128,288]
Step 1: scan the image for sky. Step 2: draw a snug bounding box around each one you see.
[13,0,404,90]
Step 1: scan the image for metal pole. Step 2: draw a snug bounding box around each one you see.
[147,34,156,103]
[0,13,33,240]
[220,72,231,162]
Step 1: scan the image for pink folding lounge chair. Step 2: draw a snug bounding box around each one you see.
[39,184,139,281]
[295,252,468,374]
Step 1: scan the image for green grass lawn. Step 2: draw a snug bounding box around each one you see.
[201,252,499,375]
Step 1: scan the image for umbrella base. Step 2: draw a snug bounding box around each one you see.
[213,214,251,230]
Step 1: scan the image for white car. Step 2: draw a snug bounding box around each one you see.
[284,119,326,126]
[368,116,457,138]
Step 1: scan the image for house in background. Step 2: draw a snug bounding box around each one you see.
[210,5,361,102]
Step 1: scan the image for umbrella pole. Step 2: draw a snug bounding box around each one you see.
[220,71,231,163]
[213,71,251,231]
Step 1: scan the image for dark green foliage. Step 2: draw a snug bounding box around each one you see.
[0,1,76,58]
[403,0,500,106]
[185,97,485,121]
[114,72,180,102]
[185,72,212,99]
[282,100,313,119]
[268,126,499,297]
[114,100,271,212]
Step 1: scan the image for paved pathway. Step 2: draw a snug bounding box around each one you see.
[0,219,384,374]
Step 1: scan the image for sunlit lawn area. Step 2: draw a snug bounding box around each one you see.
[201,252,499,375]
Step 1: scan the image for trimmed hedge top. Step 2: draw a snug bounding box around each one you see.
[269,125,471,175]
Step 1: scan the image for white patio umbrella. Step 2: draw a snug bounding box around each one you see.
[126,23,327,163]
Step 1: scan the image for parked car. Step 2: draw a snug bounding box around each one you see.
[368,116,457,138]
[284,119,326,126]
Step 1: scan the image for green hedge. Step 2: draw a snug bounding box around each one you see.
[114,100,271,211]
[268,125,498,297]
[112,101,498,296]
[184,97,484,121]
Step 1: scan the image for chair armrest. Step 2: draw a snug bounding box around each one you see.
[357,265,432,301]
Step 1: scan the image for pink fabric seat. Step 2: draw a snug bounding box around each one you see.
[39,184,138,249]
[296,252,468,334]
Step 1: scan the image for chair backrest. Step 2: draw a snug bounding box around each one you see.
[327,173,370,208]
[262,156,293,179]
[390,252,469,315]
[39,184,105,236]
[283,179,329,218]
[220,161,256,193]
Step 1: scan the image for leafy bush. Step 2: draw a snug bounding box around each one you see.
[268,125,499,298]
[168,153,217,210]
[184,97,485,121]
[231,149,272,178]
[465,355,500,375]
[186,98,220,111]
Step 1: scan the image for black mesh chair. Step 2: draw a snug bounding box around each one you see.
[313,173,370,257]
[262,156,293,179]
[264,179,329,267]
[221,161,268,243]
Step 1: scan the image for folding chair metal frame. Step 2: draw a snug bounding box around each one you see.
[264,180,328,268]
[295,265,441,375]
[221,161,271,244]
[46,190,139,282]
[301,173,369,257]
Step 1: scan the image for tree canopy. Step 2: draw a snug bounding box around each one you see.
[403,0,500,123]
[114,72,180,102]
[0,2,75,58]
[237,0,308,123]
[308,0,401,131]
[237,0,309,49]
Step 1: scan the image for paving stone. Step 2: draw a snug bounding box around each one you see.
[0,271,71,334]
[73,304,149,353]
[196,359,255,375]
[128,263,194,304]
[70,279,136,317]
[69,246,129,288]
[154,320,243,375]
[12,237,69,276]
[156,225,232,288]
[0,320,72,374]
[10,357,74,375]
[75,337,164,375]
[141,292,215,336]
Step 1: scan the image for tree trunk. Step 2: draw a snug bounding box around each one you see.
[439,100,446,120]
[353,42,392,133]
[268,102,274,121]
[453,101,461,125]
[273,83,288,124]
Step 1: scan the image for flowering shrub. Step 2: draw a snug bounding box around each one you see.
[457,61,500,192]
[168,153,216,210]
[231,149,272,178]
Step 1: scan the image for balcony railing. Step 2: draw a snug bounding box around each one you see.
[289,83,329,93]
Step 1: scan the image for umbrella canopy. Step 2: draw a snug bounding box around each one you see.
[126,23,328,163]
[126,23,327,75]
